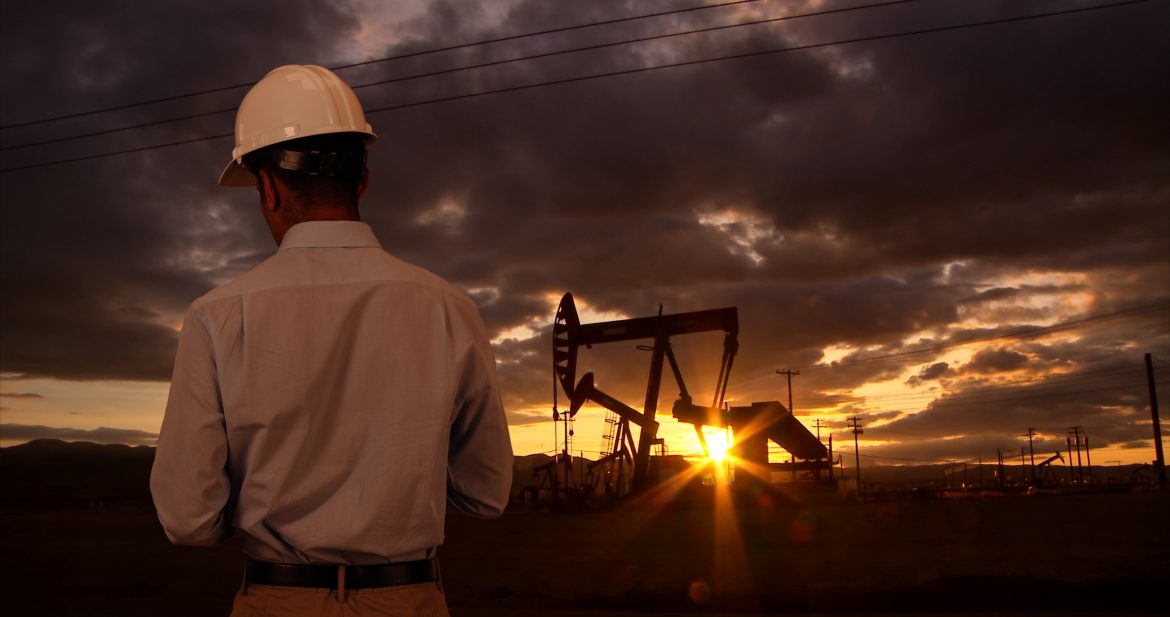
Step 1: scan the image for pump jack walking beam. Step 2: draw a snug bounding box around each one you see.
[570,372,661,434]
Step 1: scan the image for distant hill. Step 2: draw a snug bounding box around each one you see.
[0,439,156,508]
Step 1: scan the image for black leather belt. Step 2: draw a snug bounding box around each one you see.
[246,559,439,590]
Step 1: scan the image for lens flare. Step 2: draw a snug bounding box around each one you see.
[704,428,732,462]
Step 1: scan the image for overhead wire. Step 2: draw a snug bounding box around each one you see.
[827,425,1149,465]
[1,0,1154,174]
[0,0,768,130]
[846,451,967,463]
[0,0,925,152]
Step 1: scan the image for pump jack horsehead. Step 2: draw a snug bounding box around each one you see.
[552,292,831,496]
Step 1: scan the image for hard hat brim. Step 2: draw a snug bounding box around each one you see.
[218,159,256,187]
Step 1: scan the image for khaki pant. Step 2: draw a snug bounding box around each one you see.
[229,581,450,617]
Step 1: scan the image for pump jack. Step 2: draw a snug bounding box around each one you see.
[554,293,738,491]
[1036,451,1064,486]
[552,292,830,497]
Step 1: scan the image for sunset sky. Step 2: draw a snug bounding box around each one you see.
[1,0,1167,468]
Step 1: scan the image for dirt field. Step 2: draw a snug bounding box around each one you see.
[1,491,1166,616]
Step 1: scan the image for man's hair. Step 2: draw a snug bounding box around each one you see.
[244,133,367,206]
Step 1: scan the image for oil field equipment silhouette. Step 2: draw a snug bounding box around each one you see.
[543,292,834,506]
[1036,451,1064,486]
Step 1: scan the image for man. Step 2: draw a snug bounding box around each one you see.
[151,64,513,616]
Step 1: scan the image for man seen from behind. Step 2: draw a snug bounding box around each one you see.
[150,64,513,617]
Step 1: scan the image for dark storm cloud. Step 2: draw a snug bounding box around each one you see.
[1,1,1168,456]
[0,423,157,446]
[912,362,951,381]
[869,357,1167,454]
[1,0,361,380]
[962,348,1029,374]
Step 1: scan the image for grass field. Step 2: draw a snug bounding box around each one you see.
[1,490,1166,616]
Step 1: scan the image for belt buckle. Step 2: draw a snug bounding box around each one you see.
[336,565,347,603]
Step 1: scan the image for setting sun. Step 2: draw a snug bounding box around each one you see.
[703,428,733,462]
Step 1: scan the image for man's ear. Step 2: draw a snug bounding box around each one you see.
[257,169,281,212]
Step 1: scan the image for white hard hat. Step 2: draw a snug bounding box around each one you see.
[218,64,377,187]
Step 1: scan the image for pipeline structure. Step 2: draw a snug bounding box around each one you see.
[527,292,836,508]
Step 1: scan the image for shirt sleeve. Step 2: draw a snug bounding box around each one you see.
[150,305,233,546]
[446,299,513,518]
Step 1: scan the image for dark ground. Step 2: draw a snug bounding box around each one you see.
[1,441,1167,615]
[1,492,1168,616]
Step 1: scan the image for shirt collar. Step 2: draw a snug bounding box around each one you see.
[278,221,382,251]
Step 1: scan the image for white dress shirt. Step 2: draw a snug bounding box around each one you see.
[150,221,512,564]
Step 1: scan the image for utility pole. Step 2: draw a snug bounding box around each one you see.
[1070,426,1084,484]
[1025,428,1036,482]
[811,418,826,481]
[1020,447,1027,487]
[1066,438,1074,484]
[776,369,800,414]
[828,434,834,481]
[564,414,574,493]
[1083,435,1093,484]
[847,417,864,501]
[1145,353,1167,488]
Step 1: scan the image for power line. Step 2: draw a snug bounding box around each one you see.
[840,429,1160,466]
[2,110,234,152]
[362,0,1155,113]
[846,451,969,463]
[1,0,924,152]
[0,0,766,130]
[1,0,1152,174]
[835,431,1148,465]
[0,132,235,172]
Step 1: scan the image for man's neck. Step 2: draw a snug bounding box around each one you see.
[270,206,360,244]
[295,206,361,223]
